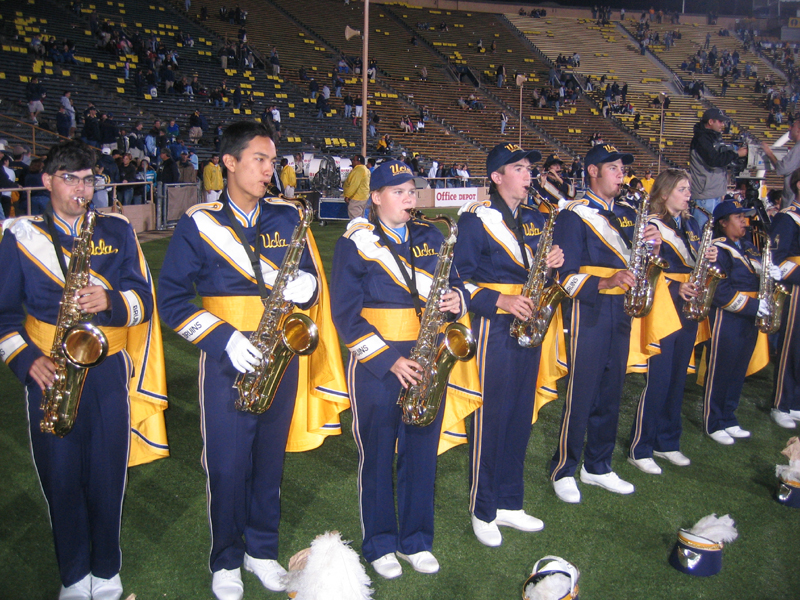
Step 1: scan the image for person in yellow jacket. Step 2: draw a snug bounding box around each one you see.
[280,158,297,198]
[343,154,370,218]
[203,154,224,202]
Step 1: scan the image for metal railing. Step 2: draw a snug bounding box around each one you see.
[0,115,72,156]
[0,181,153,219]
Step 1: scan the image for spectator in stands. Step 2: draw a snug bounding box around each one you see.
[135,158,156,204]
[268,106,282,140]
[343,93,354,119]
[177,152,196,183]
[26,76,46,125]
[641,169,655,194]
[501,112,508,135]
[56,105,72,139]
[343,154,370,218]
[322,84,331,101]
[60,91,76,136]
[354,95,364,125]
[367,60,377,79]
[280,158,296,198]
[270,49,281,76]
[399,116,414,134]
[309,79,319,99]
[202,154,223,203]
[119,153,138,205]
[569,157,583,182]
[689,109,748,224]
[419,65,428,81]
[369,112,379,137]
[127,122,146,161]
[169,138,189,161]
[81,107,101,147]
[334,75,344,98]
[458,97,469,111]
[99,114,119,152]
[24,158,49,215]
[189,110,208,145]
[496,64,506,88]
[317,95,329,119]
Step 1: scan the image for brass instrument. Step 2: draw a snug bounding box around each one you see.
[510,197,567,347]
[755,232,789,335]
[235,198,320,414]
[623,188,670,317]
[41,199,109,437]
[399,211,477,427]
[683,206,726,321]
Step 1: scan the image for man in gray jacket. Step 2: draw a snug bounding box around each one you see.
[761,117,800,209]
[689,108,747,224]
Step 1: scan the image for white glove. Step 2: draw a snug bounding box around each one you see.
[225,331,262,373]
[769,265,783,281]
[282,271,317,304]
[757,299,770,318]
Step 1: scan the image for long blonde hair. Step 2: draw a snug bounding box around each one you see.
[649,169,691,220]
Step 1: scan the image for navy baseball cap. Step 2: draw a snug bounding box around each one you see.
[702,108,730,122]
[713,199,755,221]
[369,160,427,191]
[585,143,634,167]
[486,143,541,176]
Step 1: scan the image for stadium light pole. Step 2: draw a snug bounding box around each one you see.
[516,74,527,146]
[361,0,369,156]
[658,91,665,174]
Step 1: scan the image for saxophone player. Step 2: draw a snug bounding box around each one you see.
[766,169,800,429]
[0,140,165,600]
[703,200,776,444]
[549,144,661,504]
[330,160,469,578]
[157,121,347,600]
[628,170,717,474]
[453,143,563,546]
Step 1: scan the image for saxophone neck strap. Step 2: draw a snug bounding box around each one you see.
[222,197,268,299]
[373,218,423,320]
[600,208,633,250]
[43,206,70,279]
[491,194,530,270]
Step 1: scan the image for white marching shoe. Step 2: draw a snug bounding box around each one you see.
[397,550,440,574]
[471,514,502,547]
[371,553,403,579]
[772,409,797,429]
[495,509,544,532]
[90,574,123,600]
[552,477,581,504]
[653,450,691,466]
[243,554,287,592]
[211,568,243,600]
[58,574,91,600]
[580,466,635,494]
[708,429,735,445]
[627,457,662,475]
[725,426,751,439]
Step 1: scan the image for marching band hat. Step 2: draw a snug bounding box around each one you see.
[775,476,800,508]
[543,153,563,169]
[486,142,541,176]
[584,143,634,168]
[522,556,580,600]
[668,529,723,577]
[712,199,755,222]
[369,159,427,191]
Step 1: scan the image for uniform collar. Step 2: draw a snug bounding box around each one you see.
[225,190,261,228]
[53,211,85,237]
[583,189,613,211]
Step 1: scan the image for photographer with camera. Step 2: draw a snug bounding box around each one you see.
[761,118,800,209]
[689,109,748,225]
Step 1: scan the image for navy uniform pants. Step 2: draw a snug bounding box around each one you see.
[773,288,800,413]
[550,294,631,480]
[199,350,297,573]
[27,352,131,587]
[703,308,758,434]
[348,340,444,563]
[630,305,698,459]
[468,313,539,523]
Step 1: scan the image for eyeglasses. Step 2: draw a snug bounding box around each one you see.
[53,173,102,187]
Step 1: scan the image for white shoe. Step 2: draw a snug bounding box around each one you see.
[772,409,797,429]
[552,476,581,503]
[789,409,800,421]
[90,574,123,600]
[709,430,735,445]
[653,450,691,466]
[471,514,502,546]
[371,553,402,579]
[627,457,662,475]
[243,554,287,592]
[725,425,751,439]
[59,574,91,600]
[211,568,243,600]
[397,550,439,574]
[495,509,544,532]
[580,466,635,494]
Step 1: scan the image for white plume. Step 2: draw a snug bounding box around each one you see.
[689,514,738,544]
[523,573,572,600]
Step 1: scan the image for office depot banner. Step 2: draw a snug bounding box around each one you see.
[434,187,485,207]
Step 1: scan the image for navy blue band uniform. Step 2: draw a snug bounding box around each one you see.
[453,195,557,523]
[0,212,165,588]
[549,190,637,481]
[330,216,468,563]
[157,191,347,574]
[629,214,702,460]
[703,236,762,435]
[770,204,800,417]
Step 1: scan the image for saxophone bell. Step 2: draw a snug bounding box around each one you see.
[62,323,109,368]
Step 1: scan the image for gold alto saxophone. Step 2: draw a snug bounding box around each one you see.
[755,232,790,335]
[399,211,477,427]
[510,197,567,347]
[41,199,109,437]
[235,199,320,414]
[624,189,670,317]
[683,206,726,321]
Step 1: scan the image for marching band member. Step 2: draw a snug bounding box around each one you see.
[768,169,800,429]
[454,143,563,546]
[628,169,716,473]
[532,153,574,207]
[158,121,347,600]
[0,140,166,600]
[330,160,468,577]
[703,200,774,444]
[549,144,661,503]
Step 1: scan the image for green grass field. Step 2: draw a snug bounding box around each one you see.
[1,216,799,599]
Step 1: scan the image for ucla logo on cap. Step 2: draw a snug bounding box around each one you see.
[732,201,743,209]
[505,144,523,152]
[390,163,412,176]
[602,144,619,153]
